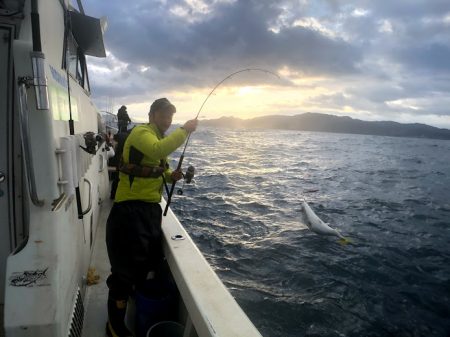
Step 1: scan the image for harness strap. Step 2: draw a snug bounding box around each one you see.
[119,163,164,178]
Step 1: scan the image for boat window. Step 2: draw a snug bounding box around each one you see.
[63,11,106,91]
[65,31,90,92]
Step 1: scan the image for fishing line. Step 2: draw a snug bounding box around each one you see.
[163,68,280,215]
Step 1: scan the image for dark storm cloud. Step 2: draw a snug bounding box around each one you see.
[84,0,450,77]
[356,0,450,18]
[345,0,450,75]
[86,0,362,78]
[392,43,450,74]
[83,0,450,125]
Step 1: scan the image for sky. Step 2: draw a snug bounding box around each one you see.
[81,0,450,129]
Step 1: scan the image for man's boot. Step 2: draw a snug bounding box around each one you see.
[106,295,133,337]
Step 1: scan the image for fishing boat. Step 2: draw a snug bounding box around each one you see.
[0,1,262,336]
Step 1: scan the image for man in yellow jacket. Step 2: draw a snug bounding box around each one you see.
[105,98,197,337]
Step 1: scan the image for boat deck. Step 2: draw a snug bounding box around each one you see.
[82,198,112,337]
[82,196,263,337]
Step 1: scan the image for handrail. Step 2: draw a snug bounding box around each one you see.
[161,199,263,337]
[17,80,45,207]
[81,177,92,216]
[98,153,105,172]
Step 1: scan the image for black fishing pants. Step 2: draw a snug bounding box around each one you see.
[106,201,164,298]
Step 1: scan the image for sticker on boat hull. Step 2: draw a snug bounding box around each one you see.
[9,267,50,287]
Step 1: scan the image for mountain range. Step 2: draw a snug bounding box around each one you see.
[200,113,450,140]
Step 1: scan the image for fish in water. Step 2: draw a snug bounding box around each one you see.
[301,201,350,244]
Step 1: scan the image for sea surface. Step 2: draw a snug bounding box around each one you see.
[169,127,450,337]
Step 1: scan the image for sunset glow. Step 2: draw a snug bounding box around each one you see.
[84,1,450,129]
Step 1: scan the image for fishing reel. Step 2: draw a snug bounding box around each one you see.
[80,132,105,154]
[177,165,195,195]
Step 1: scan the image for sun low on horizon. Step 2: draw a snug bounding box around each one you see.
[85,0,450,130]
[117,71,361,125]
[91,57,450,130]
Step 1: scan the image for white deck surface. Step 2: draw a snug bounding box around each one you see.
[82,199,112,337]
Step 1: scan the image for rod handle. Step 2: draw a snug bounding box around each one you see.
[163,154,184,216]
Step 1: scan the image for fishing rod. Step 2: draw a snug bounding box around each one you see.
[163,68,280,216]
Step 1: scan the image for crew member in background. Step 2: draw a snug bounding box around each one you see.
[105,98,198,337]
[117,105,132,132]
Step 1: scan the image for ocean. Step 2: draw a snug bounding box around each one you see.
[169,127,450,337]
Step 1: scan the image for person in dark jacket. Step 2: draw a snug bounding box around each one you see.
[117,105,132,132]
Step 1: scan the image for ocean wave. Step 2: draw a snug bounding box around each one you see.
[172,127,450,337]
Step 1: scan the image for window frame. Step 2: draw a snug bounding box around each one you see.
[62,20,91,93]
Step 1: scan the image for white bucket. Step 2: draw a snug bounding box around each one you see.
[146,321,184,337]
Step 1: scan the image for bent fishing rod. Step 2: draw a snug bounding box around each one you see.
[163,68,280,216]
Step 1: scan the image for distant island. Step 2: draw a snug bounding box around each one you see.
[200,113,450,140]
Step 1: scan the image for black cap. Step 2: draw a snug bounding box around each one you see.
[149,98,176,115]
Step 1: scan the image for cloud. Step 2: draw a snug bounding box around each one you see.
[99,1,361,74]
[83,0,450,128]
[87,1,362,96]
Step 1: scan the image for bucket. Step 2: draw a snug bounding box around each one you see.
[147,321,184,337]
[135,279,177,337]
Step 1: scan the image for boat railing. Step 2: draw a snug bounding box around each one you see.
[17,79,45,207]
[161,200,263,337]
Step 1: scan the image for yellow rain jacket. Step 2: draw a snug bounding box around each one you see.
[114,123,188,203]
